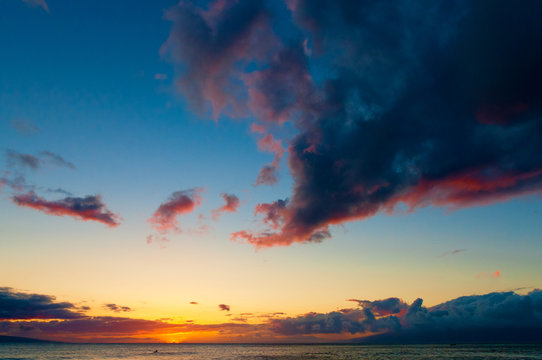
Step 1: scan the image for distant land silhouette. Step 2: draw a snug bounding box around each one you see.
[352,327,542,345]
[0,335,57,343]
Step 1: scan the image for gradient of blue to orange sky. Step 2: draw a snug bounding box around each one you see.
[1,0,542,344]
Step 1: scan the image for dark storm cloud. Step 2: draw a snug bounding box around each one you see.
[11,192,121,227]
[0,287,84,320]
[163,1,542,247]
[230,0,542,247]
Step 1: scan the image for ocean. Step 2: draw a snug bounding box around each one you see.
[1,344,542,360]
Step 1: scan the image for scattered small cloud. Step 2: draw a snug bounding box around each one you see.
[438,249,466,258]
[218,304,231,312]
[147,188,204,244]
[154,73,168,80]
[477,270,501,279]
[148,188,204,233]
[104,304,133,313]
[211,193,240,220]
[10,118,41,135]
[189,301,198,305]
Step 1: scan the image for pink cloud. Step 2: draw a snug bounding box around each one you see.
[11,192,120,227]
[161,0,277,119]
[148,188,204,233]
[255,164,279,186]
[254,134,285,186]
[257,134,285,158]
[211,193,240,220]
[250,123,266,134]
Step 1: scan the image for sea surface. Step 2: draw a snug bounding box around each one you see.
[1,343,541,360]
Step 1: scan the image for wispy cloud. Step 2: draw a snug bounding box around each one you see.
[40,151,76,170]
[477,270,501,279]
[10,118,41,135]
[438,249,466,258]
[5,149,75,171]
[211,193,240,220]
[6,150,40,170]
[21,0,49,12]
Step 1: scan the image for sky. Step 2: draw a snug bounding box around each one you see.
[1,0,542,343]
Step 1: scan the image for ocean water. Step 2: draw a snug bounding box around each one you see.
[0,344,541,360]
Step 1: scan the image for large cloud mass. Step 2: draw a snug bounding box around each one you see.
[164,0,542,247]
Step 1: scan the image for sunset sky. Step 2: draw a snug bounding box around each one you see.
[1,0,542,343]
